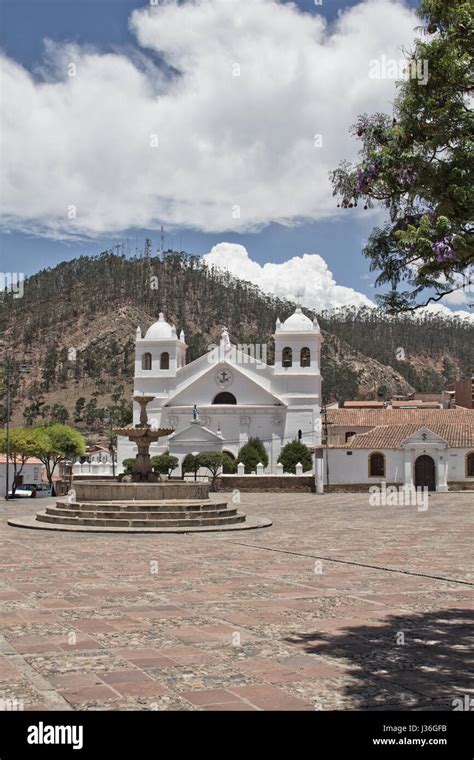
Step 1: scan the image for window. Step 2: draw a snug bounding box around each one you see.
[345,431,356,442]
[213,392,237,405]
[142,353,152,370]
[369,452,385,477]
[300,347,311,367]
[282,347,292,367]
[466,452,474,477]
[160,352,170,370]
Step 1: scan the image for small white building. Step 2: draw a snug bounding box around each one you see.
[84,446,114,464]
[320,412,474,491]
[0,455,45,496]
[117,307,323,472]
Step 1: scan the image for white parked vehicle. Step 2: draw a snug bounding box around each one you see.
[8,484,53,498]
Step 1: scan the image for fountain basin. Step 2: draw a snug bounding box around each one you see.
[73,480,210,502]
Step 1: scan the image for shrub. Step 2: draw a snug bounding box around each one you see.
[277,440,312,474]
[237,437,268,474]
[122,458,135,474]
[196,451,227,490]
[151,453,179,477]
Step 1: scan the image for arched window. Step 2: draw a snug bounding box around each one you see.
[213,392,237,405]
[300,347,311,367]
[142,353,152,370]
[466,452,474,477]
[282,347,292,367]
[160,352,170,370]
[345,431,356,443]
[369,452,385,477]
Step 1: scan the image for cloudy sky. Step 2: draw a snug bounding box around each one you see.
[0,0,471,317]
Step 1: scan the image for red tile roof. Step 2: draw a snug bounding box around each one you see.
[0,455,44,465]
[337,423,474,449]
[327,407,474,427]
[343,401,385,408]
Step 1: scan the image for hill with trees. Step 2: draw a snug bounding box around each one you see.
[0,248,472,443]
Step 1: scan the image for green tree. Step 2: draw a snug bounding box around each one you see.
[42,344,58,391]
[182,453,199,480]
[33,424,86,493]
[237,439,268,474]
[50,404,70,424]
[74,397,86,422]
[122,458,135,474]
[331,0,473,311]
[247,437,268,467]
[222,454,237,474]
[150,452,179,478]
[0,428,50,496]
[196,451,229,491]
[278,440,313,474]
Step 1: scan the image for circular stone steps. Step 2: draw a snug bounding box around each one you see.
[36,510,246,528]
[43,506,239,521]
[7,479,272,533]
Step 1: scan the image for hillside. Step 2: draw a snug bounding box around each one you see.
[0,249,472,440]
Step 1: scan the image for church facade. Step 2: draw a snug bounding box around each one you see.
[117,308,323,472]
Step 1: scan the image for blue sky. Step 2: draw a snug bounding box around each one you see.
[4,0,468,317]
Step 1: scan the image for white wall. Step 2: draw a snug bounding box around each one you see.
[0,462,43,496]
[327,447,474,485]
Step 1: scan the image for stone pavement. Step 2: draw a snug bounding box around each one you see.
[0,492,472,711]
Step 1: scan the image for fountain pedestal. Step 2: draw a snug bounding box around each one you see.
[115,394,174,482]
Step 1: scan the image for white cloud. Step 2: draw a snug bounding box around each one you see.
[203,241,474,321]
[202,242,375,310]
[419,302,474,323]
[0,0,419,237]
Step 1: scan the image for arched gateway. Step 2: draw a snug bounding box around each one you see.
[414,455,436,492]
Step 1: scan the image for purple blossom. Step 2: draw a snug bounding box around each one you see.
[433,236,455,263]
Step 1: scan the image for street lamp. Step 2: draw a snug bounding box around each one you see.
[103,409,117,478]
[1,358,30,500]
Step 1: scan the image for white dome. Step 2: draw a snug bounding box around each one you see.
[144,313,175,340]
[280,307,314,332]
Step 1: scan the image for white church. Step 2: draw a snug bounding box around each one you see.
[117,307,323,472]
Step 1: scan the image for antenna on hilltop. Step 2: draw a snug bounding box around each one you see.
[160,225,164,258]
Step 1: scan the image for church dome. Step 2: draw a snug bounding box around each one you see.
[144,313,175,340]
[280,307,314,332]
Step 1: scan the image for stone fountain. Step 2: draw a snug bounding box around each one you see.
[9,394,271,533]
[115,394,174,482]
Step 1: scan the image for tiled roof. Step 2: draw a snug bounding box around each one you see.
[0,455,44,465]
[341,423,474,450]
[343,401,385,408]
[391,401,441,408]
[327,407,474,427]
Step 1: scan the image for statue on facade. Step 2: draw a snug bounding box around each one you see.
[192,404,200,421]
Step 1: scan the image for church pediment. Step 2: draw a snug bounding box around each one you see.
[401,426,448,447]
[165,360,285,407]
[169,422,223,443]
